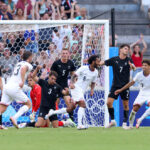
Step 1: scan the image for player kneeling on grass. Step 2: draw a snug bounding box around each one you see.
[23,67,73,128]
[0,51,33,129]
[115,59,150,129]
[46,55,99,130]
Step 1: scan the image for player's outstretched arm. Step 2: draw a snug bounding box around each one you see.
[32,65,42,83]
[20,66,28,88]
[128,61,136,71]
[115,81,135,95]
[90,82,96,96]
[69,74,78,89]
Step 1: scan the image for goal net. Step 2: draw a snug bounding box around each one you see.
[0,20,109,127]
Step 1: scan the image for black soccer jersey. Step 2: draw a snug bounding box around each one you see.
[51,59,76,88]
[38,79,62,108]
[105,56,132,87]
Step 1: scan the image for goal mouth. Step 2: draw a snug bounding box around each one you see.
[0,20,109,127]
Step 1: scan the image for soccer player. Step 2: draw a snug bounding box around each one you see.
[115,59,150,129]
[46,55,100,129]
[27,77,41,122]
[0,51,33,129]
[99,44,136,128]
[51,48,76,121]
[28,67,71,128]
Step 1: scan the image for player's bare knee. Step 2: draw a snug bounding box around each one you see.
[25,100,32,109]
[107,101,113,108]
[78,100,86,108]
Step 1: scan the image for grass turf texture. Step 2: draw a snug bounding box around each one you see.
[0,127,149,150]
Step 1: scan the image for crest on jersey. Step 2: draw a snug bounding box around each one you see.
[115,61,118,64]
[83,76,86,81]
[125,62,127,65]
[68,66,71,69]
[58,65,61,68]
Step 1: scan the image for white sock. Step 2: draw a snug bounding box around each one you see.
[13,105,29,120]
[129,110,136,127]
[138,107,150,123]
[78,107,85,127]
[52,108,67,115]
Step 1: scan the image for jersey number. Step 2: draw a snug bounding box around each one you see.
[120,66,123,73]
[48,89,52,95]
[14,65,21,75]
[62,70,66,76]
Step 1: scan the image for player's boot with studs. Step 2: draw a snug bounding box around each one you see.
[136,119,141,129]
[18,123,27,129]
[77,125,87,130]
[10,117,19,129]
[122,122,129,130]
[0,125,8,130]
[105,120,116,128]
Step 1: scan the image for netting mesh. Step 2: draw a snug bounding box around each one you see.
[0,22,107,127]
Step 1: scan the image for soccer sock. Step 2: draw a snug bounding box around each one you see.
[123,110,129,123]
[0,114,2,125]
[108,108,114,120]
[13,105,29,120]
[129,110,136,127]
[27,122,35,127]
[52,108,67,115]
[78,107,85,126]
[69,111,74,121]
[138,107,150,123]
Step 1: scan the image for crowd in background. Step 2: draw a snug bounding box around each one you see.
[0,0,88,20]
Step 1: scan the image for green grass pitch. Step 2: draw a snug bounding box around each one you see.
[0,127,149,150]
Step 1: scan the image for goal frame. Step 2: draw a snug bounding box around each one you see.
[0,20,109,127]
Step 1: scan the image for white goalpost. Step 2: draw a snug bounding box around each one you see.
[0,20,109,127]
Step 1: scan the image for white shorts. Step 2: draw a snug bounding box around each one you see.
[0,84,29,106]
[71,86,84,102]
[133,95,150,106]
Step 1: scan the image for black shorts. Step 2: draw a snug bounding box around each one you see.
[108,86,129,100]
[38,106,58,122]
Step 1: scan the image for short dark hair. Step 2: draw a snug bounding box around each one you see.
[88,55,100,64]
[22,51,32,61]
[49,71,58,78]
[142,59,150,66]
[62,48,69,51]
[119,44,130,50]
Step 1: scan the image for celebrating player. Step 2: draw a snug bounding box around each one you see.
[0,51,33,129]
[99,44,136,128]
[46,55,99,129]
[27,67,71,128]
[115,59,150,129]
[51,48,76,121]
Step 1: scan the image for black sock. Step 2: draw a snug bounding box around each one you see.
[0,114,2,125]
[69,111,74,121]
[27,122,35,127]
[108,108,114,120]
[123,110,129,123]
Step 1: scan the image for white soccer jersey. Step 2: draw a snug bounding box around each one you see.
[7,61,33,87]
[75,66,98,93]
[133,71,150,96]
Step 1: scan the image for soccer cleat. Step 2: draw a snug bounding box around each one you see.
[18,123,27,129]
[10,117,19,129]
[105,120,116,128]
[0,125,8,130]
[65,118,76,127]
[77,125,87,130]
[122,122,129,130]
[136,119,141,129]
[45,109,54,120]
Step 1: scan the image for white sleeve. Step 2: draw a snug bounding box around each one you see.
[27,63,33,72]
[92,70,98,83]
[75,66,85,76]
[133,72,141,83]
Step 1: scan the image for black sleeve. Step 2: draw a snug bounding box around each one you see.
[105,57,115,66]
[51,61,57,72]
[128,57,133,63]
[70,61,76,72]
[38,79,45,87]
[56,84,63,97]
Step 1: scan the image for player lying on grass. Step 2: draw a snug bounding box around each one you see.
[46,55,100,129]
[23,66,73,128]
[0,51,33,129]
[99,44,136,129]
[115,59,150,129]
[19,77,76,128]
